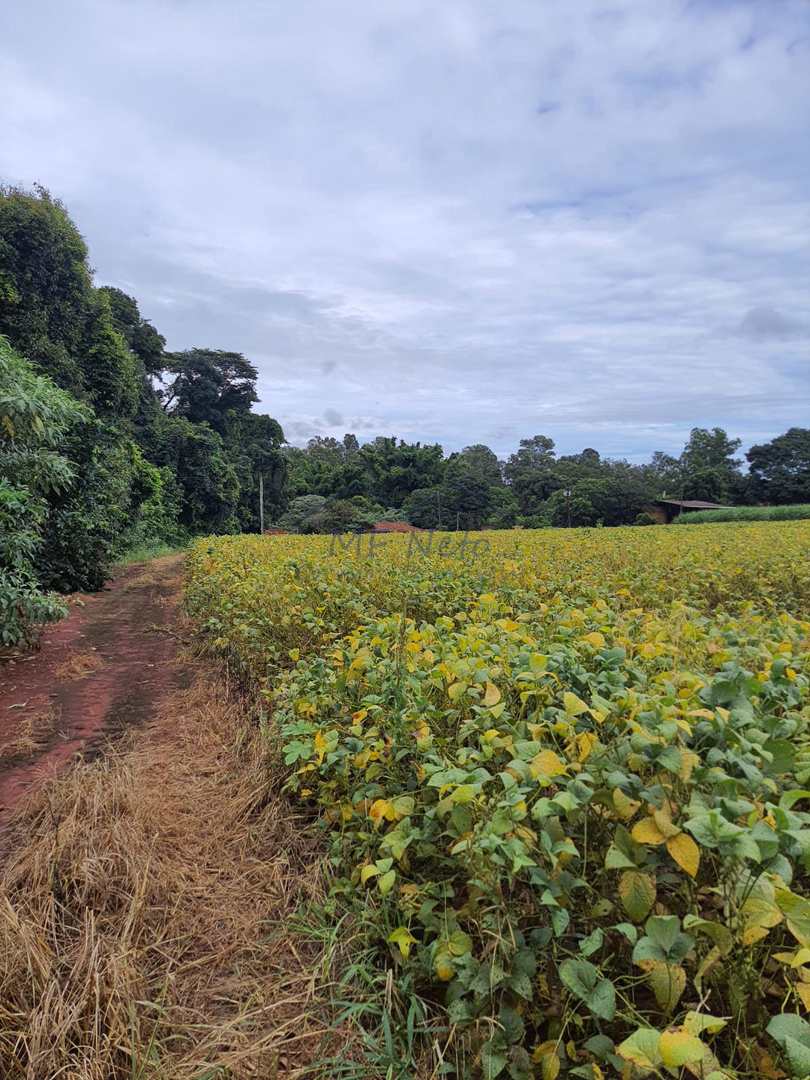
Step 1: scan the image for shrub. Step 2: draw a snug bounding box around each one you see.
[674,503,810,524]
[0,337,84,643]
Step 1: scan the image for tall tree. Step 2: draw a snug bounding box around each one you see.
[747,428,810,504]
[99,286,166,377]
[162,348,259,434]
[227,411,287,530]
[679,427,742,503]
[0,186,140,416]
[504,435,558,515]
[360,437,445,508]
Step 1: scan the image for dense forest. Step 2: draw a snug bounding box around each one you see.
[2,185,809,644]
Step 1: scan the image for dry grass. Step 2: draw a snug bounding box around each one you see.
[54,650,105,680]
[0,704,59,760]
[0,674,339,1079]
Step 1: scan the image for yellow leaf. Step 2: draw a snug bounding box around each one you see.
[540,1053,560,1080]
[563,691,588,716]
[653,808,681,839]
[313,730,327,762]
[434,949,455,981]
[612,788,641,821]
[647,961,687,1013]
[667,832,701,878]
[388,926,417,958]
[360,864,380,884]
[683,1011,727,1036]
[447,681,467,702]
[369,798,396,825]
[530,749,567,780]
[484,681,501,707]
[679,749,700,781]
[583,631,606,648]
[659,1030,706,1068]
[575,731,599,763]
[741,888,784,945]
[632,817,668,846]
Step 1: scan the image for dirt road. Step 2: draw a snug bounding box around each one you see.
[0,555,187,824]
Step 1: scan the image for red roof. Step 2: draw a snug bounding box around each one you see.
[371,521,422,533]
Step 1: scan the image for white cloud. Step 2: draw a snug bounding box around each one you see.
[1,0,808,459]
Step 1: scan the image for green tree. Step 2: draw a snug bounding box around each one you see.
[37,419,166,592]
[677,427,742,502]
[227,411,287,530]
[163,349,258,434]
[360,437,445,508]
[278,494,328,532]
[149,416,240,534]
[404,486,443,529]
[444,444,503,488]
[0,337,85,642]
[0,186,141,417]
[747,428,810,504]
[504,435,558,515]
[99,286,166,377]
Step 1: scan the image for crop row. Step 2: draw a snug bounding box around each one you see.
[187,523,810,1078]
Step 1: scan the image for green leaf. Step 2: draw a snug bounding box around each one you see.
[767,1013,810,1078]
[559,958,616,1021]
[683,1011,728,1036]
[481,1040,508,1079]
[617,1027,663,1072]
[776,888,810,948]
[614,922,638,945]
[387,926,416,958]
[378,869,396,896]
[605,843,638,870]
[391,794,415,817]
[781,790,810,811]
[499,1004,525,1045]
[447,929,473,956]
[580,928,604,957]
[619,869,656,922]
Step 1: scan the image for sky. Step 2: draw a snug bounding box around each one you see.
[1,0,809,461]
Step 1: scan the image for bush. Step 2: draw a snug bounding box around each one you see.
[674,503,810,524]
[0,337,83,643]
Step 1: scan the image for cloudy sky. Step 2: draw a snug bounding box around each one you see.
[2,0,809,459]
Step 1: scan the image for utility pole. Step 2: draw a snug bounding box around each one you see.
[258,473,264,534]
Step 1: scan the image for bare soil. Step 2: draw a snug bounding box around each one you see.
[0,555,188,823]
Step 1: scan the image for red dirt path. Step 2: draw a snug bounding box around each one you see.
[0,555,187,825]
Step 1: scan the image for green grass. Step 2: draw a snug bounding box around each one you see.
[674,503,810,524]
[114,540,188,567]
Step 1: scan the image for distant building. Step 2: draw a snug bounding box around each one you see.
[262,526,288,535]
[646,499,732,524]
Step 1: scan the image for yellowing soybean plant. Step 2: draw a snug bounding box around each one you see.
[188,523,810,1079]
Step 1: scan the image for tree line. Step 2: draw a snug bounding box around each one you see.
[1,184,808,642]
[280,425,810,534]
